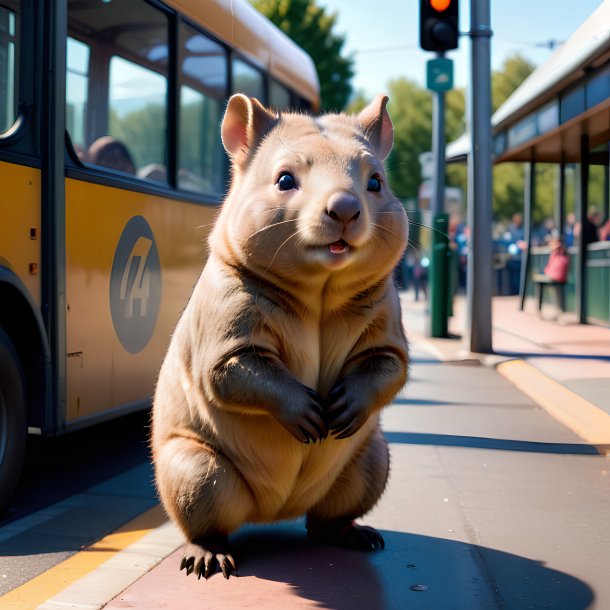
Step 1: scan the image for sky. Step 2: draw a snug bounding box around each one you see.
[317,0,606,96]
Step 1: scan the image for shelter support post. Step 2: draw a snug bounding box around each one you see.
[519,160,535,311]
[576,135,589,324]
[556,160,566,239]
[602,144,610,220]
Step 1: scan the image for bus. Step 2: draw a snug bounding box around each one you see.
[0,0,319,512]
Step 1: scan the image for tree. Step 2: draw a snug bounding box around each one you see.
[383,79,433,201]
[490,55,536,219]
[347,82,466,204]
[252,0,354,111]
[492,54,535,113]
[359,79,465,203]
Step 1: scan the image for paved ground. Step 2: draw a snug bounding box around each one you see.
[1,292,609,609]
[407,293,610,451]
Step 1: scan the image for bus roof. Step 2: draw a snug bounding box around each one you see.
[166,0,320,109]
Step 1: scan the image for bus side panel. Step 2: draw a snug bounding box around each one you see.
[0,161,41,305]
[65,178,216,422]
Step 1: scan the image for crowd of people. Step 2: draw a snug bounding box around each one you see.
[397,206,610,299]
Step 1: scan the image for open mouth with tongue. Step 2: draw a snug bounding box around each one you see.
[329,239,349,254]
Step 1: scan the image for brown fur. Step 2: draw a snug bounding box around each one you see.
[151,94,409,579]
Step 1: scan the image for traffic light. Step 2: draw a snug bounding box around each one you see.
[420,0,459,52]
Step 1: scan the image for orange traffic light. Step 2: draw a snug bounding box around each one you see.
[430,0,451,11]
[420,0,459,52]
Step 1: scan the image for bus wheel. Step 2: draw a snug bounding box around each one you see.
[0,328,27,515]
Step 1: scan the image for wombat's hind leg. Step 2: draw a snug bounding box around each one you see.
[307,519,385,551]
[181,535,238,579]
[306,426,389,552]
[155,436,253,579]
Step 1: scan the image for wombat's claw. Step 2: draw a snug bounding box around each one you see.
[307,520,385,551]
[180,540,238,579]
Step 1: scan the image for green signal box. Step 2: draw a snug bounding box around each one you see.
[427,57,454,92]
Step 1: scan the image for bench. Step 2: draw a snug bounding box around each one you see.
[532,273,565,313]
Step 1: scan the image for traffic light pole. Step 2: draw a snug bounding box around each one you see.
[431,70,446,215]
[466,0,493,353]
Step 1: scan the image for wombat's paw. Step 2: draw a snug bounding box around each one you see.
[180,537,238,579]
[307,519,385,552]
[279,386,328,444]
[325,381,370,439]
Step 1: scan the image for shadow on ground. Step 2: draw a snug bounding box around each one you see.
[384,431,599,455]
[111,522,594,610]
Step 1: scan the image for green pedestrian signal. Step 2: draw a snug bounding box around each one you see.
[427,57,454,92]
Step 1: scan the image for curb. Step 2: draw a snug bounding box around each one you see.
[496,359,610,456]
[411,333,610,457]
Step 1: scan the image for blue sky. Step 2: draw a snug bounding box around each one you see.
[318,0,605,95]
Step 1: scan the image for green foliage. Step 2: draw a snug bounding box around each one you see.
[109,105,165,170]
[490,55,536,219]
[384,79,433,201]
[492,54,535,113]
[373,79,466,202]
[252,0,354,111]
[345,90,368,115]
[444,88,467,198]
[493,163,526,220]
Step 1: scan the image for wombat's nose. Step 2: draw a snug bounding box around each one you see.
[326,193,361,226]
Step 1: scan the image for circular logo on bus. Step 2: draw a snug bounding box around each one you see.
[110,216,161,354]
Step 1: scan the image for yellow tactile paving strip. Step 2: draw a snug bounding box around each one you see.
[497,359,610,455]
[0,505,166,610]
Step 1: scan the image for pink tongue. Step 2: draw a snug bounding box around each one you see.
[329,241,348,254]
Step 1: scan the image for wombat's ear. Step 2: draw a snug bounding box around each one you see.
[358,94,393,161]
[221,94,278,164]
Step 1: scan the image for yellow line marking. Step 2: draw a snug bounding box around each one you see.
[497,359,610,452]
[0,504,167,610]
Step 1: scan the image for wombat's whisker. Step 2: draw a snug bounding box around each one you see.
[263,227,308,275]
[245,218,299,240]
[408,220,450,240]
[405,239,431,259]
[372,223,404,241]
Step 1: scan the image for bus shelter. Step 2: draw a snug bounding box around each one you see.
[447,0,610,326]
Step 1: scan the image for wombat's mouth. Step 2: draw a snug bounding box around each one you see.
[329,239,349,254]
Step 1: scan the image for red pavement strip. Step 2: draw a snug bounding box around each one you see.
[105,547,325,610]
[104,523,389,610]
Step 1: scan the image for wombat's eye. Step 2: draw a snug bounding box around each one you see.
[277,172,296,191]
[367,175,382,192]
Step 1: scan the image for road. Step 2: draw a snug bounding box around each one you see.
[1,343,609,609]
[0,410,155,597]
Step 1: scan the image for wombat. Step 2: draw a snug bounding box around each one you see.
[151,93,409,579]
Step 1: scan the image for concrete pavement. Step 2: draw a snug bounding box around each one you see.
[1,291,609,609]
[404,293,610,454]
[97,337,610,609]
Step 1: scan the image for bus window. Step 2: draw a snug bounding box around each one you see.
[270,79,292,111]
[232,57,264,101]
[0,1,18,135]
[67,0,168,181]
[108,55,167,178]
[178,23,227,195]
[66,37,89,158]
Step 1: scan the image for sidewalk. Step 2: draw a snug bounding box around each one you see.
[3,291,610,609]
[401,291,610,454]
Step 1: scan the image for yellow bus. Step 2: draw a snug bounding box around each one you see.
[0,0,319,511]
